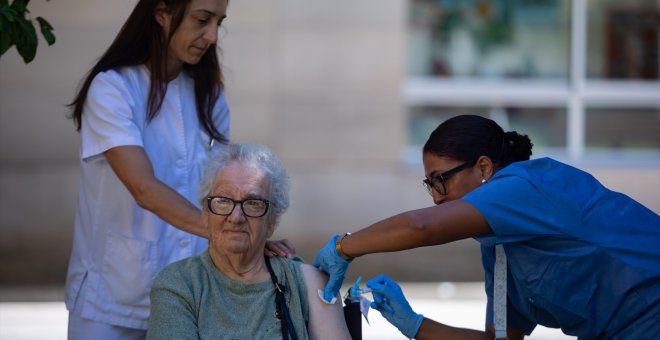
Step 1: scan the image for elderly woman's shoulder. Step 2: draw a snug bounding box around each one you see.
[289,260,330,289]
[268,257,328,284]
[152,253,211,289]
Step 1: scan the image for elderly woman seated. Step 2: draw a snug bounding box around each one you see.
[147,143,350,340]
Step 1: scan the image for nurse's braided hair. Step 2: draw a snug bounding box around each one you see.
[423,115,533,169]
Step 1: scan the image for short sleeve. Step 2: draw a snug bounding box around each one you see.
[464,169,573,243]
[80,71,143,161]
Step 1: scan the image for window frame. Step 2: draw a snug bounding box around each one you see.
[404,0,660,163]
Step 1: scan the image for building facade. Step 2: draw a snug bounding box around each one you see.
[0,0,658,285]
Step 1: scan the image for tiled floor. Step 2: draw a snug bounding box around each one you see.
[0,283,571,339]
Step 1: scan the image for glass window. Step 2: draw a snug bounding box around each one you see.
[585,108,660,149]
[408,106,567,149]
[408,0,571,79]
[406,0,660,160]
[586,0,660,80]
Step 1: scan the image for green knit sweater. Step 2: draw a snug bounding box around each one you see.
[147,251,310,340]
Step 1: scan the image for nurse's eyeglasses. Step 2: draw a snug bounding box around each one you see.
[206,196,270,217]
[422,160,476,196]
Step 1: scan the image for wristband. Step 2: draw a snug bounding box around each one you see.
[335,232,355,261]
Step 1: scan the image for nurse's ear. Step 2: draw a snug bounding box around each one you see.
[154,1,172,31]
[476,155,495,182]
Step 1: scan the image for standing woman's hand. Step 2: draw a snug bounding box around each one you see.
[264,239,296,258]
[312,234,351,304]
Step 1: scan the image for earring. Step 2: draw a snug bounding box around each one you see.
[481,179,486,184]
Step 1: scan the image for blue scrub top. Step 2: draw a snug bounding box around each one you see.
[463,157,660,338]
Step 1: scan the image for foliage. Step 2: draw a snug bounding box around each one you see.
[0,0,55,63]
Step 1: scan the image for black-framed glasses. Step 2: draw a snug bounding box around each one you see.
[422,160,476,196]
[206,196,270,217]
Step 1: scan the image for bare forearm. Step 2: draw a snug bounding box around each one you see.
[105,146,208,239]
[416,319,526,340]
[415,318,492,340]
[342,213,432,258]
[134,179,208,238]
[341,200,491,258]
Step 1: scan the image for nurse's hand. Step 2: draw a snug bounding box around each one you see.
[312,234,351,304]
[265,239,296,259]
[367,274,424,339]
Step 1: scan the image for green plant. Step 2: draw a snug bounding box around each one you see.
[0,0,55,63]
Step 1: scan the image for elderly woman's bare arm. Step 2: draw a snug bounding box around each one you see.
[300,264,351,340]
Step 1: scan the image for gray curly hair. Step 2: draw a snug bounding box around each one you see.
[199,143,290,226]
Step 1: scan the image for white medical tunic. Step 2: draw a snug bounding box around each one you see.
[64,65,230,330]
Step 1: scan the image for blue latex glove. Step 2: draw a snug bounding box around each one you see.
[312,234,351,303]
[367,274,424,339]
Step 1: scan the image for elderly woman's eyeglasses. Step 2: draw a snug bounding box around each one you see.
[422,160,476,196]
[206,196,270,217]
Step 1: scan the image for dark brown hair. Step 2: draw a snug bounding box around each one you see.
[423,115,533,169]
[68,0,226,142]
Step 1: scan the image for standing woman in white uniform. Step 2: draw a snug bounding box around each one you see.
[65,0,293,338]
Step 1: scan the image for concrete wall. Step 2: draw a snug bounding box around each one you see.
[1,0,658,286]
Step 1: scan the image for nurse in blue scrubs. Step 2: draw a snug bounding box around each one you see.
[313,115,660,339]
